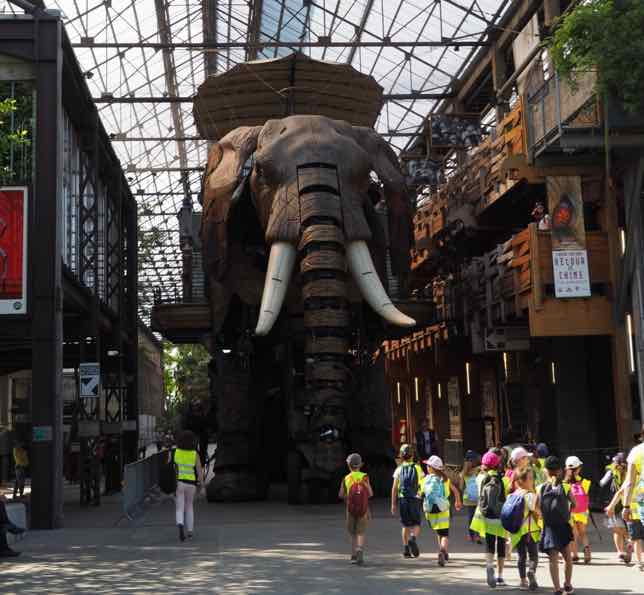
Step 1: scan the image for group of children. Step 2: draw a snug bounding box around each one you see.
[339,443,644,594]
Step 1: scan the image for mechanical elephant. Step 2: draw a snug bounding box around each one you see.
[201,115,415,501]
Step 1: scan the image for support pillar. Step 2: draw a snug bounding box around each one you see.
[30,17,64,529]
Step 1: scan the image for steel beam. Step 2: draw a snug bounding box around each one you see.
[345,0,375,65]
[71,40,489,50]
[202,0,219,74]
[95,92,453,104]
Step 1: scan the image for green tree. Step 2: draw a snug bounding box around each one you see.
[0,95,32,185]
[548,0,644,113]
[162,341,210,424]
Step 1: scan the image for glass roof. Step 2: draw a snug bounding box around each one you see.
[0,0,512,321]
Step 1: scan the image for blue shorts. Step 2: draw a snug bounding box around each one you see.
[399,497,422,527]
[628,520,644,541]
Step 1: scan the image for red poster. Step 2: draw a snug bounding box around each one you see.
[0,187,28,314]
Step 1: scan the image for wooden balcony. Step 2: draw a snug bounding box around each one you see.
[465,224,613,337]
[150,301,212,343]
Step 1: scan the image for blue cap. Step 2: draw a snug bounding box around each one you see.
[536,443,549,458]
[465,450,479,462]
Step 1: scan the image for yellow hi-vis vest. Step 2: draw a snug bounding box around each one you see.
[175,448,197,482]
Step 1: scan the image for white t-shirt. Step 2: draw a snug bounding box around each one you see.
[627,442,644,473]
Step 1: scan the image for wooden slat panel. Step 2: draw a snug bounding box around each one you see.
[305,336,349,354]
[304,308,350,327]
[301,279,347,298]
[300,250,346,273]
[300,192,342,224]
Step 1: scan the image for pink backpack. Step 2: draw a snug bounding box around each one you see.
[570,481,589,513]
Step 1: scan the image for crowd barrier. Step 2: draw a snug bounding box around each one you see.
[120,450,169,522]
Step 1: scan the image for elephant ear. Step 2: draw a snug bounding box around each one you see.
[350,127,413,276]
[201,126,261,281]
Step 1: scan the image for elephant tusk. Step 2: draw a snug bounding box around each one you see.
[255,241,296,336]
[346,241,416,328]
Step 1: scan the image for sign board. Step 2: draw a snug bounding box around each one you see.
[33,425,52,442]
[0,187,28,314]
[79,362,100,397]
[552,250,591,298]
[447,377,462,439]
[547,176,591,299]
[78,420,100,437]
[484,326,530,352]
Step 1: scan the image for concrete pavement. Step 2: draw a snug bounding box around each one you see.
[1,494,643,594]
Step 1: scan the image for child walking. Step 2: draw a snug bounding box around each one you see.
[564,456,592,564]
[470,450,508,588]
[600,452,631,563]
[391,443,424,558]
[605,479,644,571]
[339,452,373,566]
[422,455,462,566]
[461,450,482,544]
[506,468,541,591]
[538,456,575,595]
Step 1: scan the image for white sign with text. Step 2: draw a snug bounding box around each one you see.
[552,249,591,298]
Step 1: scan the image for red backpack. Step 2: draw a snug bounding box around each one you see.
[347,478,369,517]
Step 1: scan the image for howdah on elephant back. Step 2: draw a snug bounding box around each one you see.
[201,115,415,502]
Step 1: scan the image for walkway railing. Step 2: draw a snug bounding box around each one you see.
[120,450,168,522]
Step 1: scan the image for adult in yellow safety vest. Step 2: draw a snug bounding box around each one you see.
[173,430,204,542]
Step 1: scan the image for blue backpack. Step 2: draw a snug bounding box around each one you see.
[423,475,447,512]
[399,464,419,498]
[500,492,526,534]
[464,475,478,503]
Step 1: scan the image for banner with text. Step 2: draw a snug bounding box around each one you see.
[0,187,28,314]
[546,176,591,298]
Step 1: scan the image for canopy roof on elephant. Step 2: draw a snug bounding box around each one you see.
[193,53,384,139]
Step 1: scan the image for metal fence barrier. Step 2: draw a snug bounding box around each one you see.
[120,450,169,523]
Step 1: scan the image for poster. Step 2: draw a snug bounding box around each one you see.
[546,177,591,298]
[0,187,28,314]
[447,377,462,439]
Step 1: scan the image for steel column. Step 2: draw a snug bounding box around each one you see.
[30,16,64,529]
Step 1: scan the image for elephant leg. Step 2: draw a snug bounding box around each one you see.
[207,351,268,502]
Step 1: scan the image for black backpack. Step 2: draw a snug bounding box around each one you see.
[540,482,571,526]
[159,449,178,495]
[399,464,419,498]
[479,474,506,519]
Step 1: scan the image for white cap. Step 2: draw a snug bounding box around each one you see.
[565,455,583,469]
[425,455,444,470]
[510,447,530,463]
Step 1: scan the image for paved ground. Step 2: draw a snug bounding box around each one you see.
[1,492,643,595]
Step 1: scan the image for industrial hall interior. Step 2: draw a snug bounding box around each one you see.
[1,0,644,593]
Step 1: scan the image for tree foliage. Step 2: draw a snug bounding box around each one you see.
[547,0,644,113]
[162,341,210,419]
[0,90,32,185]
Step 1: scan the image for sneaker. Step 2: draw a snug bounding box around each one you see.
[527,569,538,591]
[408,536,420,558]
[564,585,574,594]
[187,532,193,540]
[444,551,449,561]
[403,545,412,558]
[355,549,364,566]
[519,582,529,591]
[178,523,185,542]
[571,555,580,564]
[350,553,357,563]
[7,525,25,536]
[438,550,446,567]
[639,561,644,572]
[486,566,496,588]
[496,577,506,587]
[554,591,563,595]
[0,548,20,557]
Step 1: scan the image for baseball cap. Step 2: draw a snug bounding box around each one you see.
[399,443,412,458]
[424,455,444,470]
[536,443,549,458]
[346,453,362,468]
[613,452,626,465]
[482,451,501,468]
[565,455,583,469]
[545,456,562,471]
[510,447,530,463]
[465,449,479,462]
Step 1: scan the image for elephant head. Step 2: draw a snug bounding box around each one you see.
[201,115,416,335]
